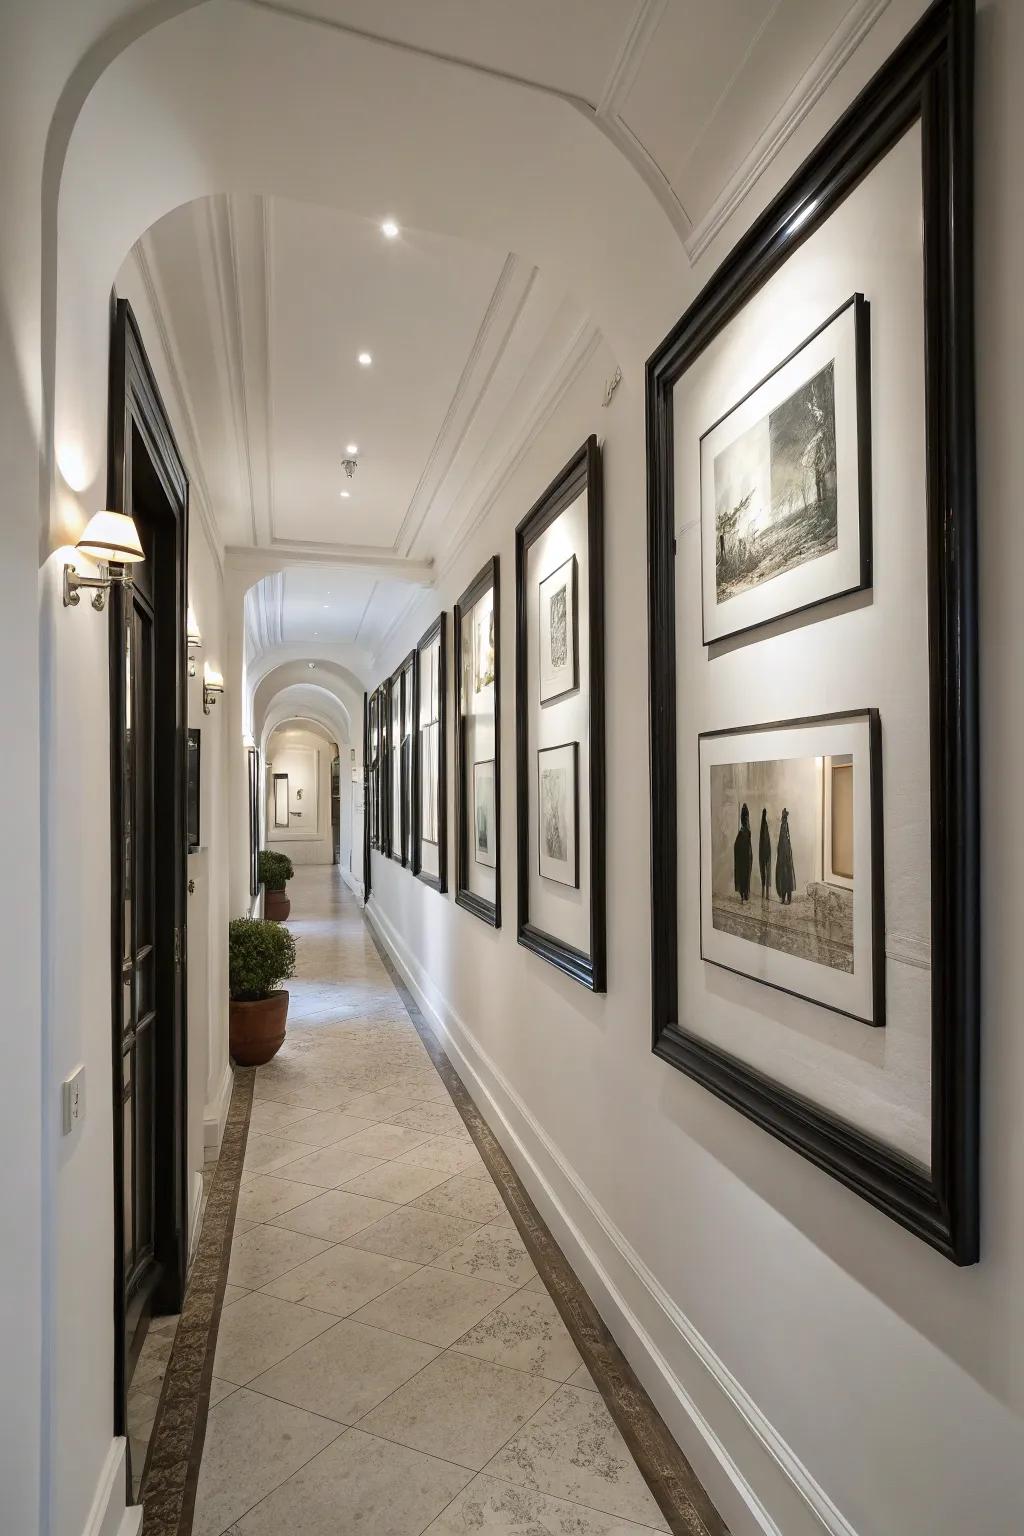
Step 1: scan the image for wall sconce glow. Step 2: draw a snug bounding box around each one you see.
[63,511,144,611]
[187,603,203,678]
[203,665,225,715]
[381,219,399,240]
[786,197,820,236]
[340,490,351,499]
[357,352,372,367]
[345,443,359,455]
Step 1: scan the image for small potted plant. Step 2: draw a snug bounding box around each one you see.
[228,917,297,1065]
[259,849,294,921]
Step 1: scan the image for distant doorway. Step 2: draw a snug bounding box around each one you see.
[107,301,189,1481]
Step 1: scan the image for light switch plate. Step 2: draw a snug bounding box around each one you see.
[62,1065,85,1135]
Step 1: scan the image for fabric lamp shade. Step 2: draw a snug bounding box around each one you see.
[75,510,145,564]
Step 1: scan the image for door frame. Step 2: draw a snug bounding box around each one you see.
[107,297,190,1435]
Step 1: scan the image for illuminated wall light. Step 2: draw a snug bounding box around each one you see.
[357,352,372,367]
[340,490,351,499]
[381,219,399,240]
[345,443,359,455]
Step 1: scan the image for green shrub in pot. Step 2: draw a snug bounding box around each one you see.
[258,849,294,891]
[229,916,296,1000]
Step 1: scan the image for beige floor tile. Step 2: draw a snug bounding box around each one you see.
[343,1086,426,1119]
[191,1387,342,1536]
[359,1351,556,1471]
[566,1362,599,1392]
[350,1265,510,1347]
[242,1133,311,1176]
[396,1136,489,1175]
[423,1473,667,1534]
[274,1107,379,1148]
[271,1188,398,1242]
[228,1224,331,1290]
[413,1171,510,1227]
[213,1291,336,1386]
[233,1427,472,1536]
[484,1386,670,1531]
[253,1078,354,1112]
[250,1317,440,1423]
[434,1223,537,1290]
[208,1376,238,1408]
[334,1121,436,1159]
[345,1205,483,1265]
[235,1174,319,1225]
[390,1100,471,1139]
[261,1241,418,1315]
[339,1158,452,1205]
[247,1101,319,1137]
[522,1273,551,1296]
[450,1290,583,1382]
[274,1141,389,1189]
[221,1284,250,1308]
[126,1386,160,1439]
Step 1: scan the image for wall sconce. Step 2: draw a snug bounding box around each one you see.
[203,665,224,715]
[187,603,203,678]
[63,511,145,610]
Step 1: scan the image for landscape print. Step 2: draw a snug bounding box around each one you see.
[709,754,853,975]
[714,360,838,606]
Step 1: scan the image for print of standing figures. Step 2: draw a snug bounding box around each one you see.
[735,803,796,904]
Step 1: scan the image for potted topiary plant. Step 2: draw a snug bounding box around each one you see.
[228,916,297,1065]
[259,849,294,921]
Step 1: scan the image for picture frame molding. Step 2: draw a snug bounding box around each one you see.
[645,0,978,1263]
[515,436,607,991]
[412,611,448,894]
[454,556,501,927]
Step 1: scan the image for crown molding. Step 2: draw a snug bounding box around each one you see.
[225,543,434,584]
[684,0,892,264]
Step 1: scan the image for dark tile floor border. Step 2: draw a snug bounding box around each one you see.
[138,1064,256,1536]
[364,910,731,1536]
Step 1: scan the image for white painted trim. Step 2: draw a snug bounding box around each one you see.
[188,1168,204,1261]
[339,865,364,902]
[684,0,892,264]
[204,1061,234,1152]
[364,897,861,1536]
[81,1438,139,1536]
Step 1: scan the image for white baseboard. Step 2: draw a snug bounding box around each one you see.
[204,1061,233,1152]
[339,865,364,901]
[188,1168,204,1260]
[82,1438,140,1536]
[365,898,859,1536]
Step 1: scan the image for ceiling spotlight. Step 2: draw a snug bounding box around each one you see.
[358,351,372,367]
[381,219,399,240]
[346,443,359,455]
[307,661,317,670]
[340,490,351,499]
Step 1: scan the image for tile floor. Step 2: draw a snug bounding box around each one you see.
[186,867,673,1534]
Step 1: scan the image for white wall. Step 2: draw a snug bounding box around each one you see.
[364,12,1024,1536]
[266,725,336,866]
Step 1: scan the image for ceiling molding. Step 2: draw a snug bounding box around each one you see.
[370,583,428,674]
[263,196,278,552]
[596,0,669,116]
[128,239,225,579]
[438,317,603,583]
[684,0,892,265]
[394,252,531,557]
[225,543,434,584]
[353,581,378,646]
[205,196,260,542]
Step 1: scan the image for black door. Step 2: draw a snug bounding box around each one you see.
[107,302,189,1460]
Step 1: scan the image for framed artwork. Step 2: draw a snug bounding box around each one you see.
[698,711,883,1025]
[537,742,579,888]
[473,759,497,868]
[412,613,448,893]
[515,437,606,989]
[362,691,372,898]
[390,655,414,866]
[187,728,201,852]
[645,0,978,1263]
[700,294,871,644]
[454,557,500,925]
[272,773,289,829]
[538,555,578,703]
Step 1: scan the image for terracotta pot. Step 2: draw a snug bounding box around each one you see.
[264,886,291,922]
[229,989,289,1066]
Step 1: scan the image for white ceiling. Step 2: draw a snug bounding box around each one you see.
[114,0,887,675]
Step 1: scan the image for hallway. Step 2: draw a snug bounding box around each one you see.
[190,867,674,1535]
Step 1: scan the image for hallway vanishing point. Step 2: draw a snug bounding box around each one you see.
[182,867,675,1534]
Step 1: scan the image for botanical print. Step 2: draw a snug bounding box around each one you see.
[709,754,852,974]
[538,554,577,704]
[714,361,838,605]
[473,758,496,868]
[474,597,495,693]
[537,742,578,888]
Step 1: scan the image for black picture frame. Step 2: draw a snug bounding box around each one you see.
[646,0,978,1263]
[697,709,885,1026]
[388,653,415,867]
[187,728,201,852]
[698,292,873,646]
[516,437,606,990]
[381,676,394,859]
[412,611,448,893]
[454,557,501,926]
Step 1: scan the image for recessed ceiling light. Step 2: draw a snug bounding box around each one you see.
[381,219,399,240]
[358,351,372,367]
[340,490,351,499]
[346,443,359,455]
[322,603,329,609]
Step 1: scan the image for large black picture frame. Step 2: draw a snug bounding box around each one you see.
[646,0,978,1263]
[412,611,448,893]
[515,437,606,990]
[454,557,501,927]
